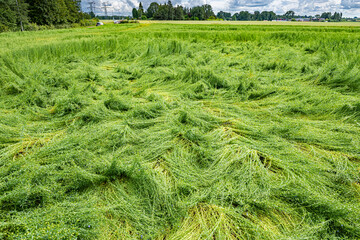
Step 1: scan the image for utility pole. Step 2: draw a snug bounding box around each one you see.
[88,1,96,14]
[15,0,24,31]
[102,2,112,17]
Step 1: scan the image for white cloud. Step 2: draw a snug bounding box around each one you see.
[341,0,360,8]
[81,0,360,17]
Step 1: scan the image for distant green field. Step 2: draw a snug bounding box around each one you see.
[1,23,360,239]
[141,20,360,26]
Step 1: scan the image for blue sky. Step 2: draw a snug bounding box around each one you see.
[82,0,360,17]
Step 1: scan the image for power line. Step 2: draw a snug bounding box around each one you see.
[102,2,112,16]
[87,1,96,13]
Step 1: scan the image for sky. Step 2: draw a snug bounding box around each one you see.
[81,0,360,17]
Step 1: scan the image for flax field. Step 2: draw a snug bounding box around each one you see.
[0,23,360,239]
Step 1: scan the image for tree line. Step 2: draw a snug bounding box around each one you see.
[0,0,348,32]
[132,1,216,20]
[0,0,86,32]
[220,10,343,21]
[132,2,344,22]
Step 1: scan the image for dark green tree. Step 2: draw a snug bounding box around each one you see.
[183,7,191,19]
[64,0,81,23]
[174,5,184,20]
[321,12,332,19]
[26,0,79,25]
[269,11,277,20]
[202,4,215,19]
[167,0,174,20]
[154,4,167,20]
[216,11,231,20]
[284,10,295,20]
[238,11,251,21]
[253,11,261,20]
[138,2,144,19]
[261,11,277,21]
[132,7,139,19]
[146,2,159,19]
[232,13,238,21]
[190,6,205,20]
[331,12,342,21]
[0,0,28,31]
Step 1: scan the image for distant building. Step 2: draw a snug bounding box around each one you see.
[295,18,311,22]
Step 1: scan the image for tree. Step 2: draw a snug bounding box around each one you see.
[15,0,25,31]
[183,7,191,19]
[138,2,144,19]
[284,10,295,20]
[26,0,81,25]
[174,5,184,20]
[152,1,175,20]
[0,0,28,31]
[269,11,277,21]
[64,0,81,23]
[154,4,167,20]
[57,0,69,23]
[261,11,276,21]
[167,0,174,20]
[331,12,342,21]
[26,0,69,25]
[238,11,251,21]
[320,12,331,20]
[132,7,138,19]
[146,2,159,19]
[253,11,261,20]
[202,4,215,19]
[191,6,205,20]
[217,11,231,20]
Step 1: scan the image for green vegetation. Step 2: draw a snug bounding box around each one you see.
[132,1,348,22]
[0,0,88,32]
[1,22,360,239]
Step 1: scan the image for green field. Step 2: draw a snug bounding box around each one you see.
[140,20,360,26]
[1,23,360,239]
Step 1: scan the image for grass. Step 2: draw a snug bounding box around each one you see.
[140,20,360,27]
[0,22,360,239]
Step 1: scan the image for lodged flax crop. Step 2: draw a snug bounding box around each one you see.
[0,23,360,239]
